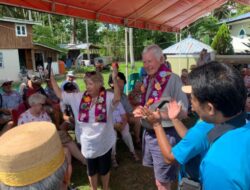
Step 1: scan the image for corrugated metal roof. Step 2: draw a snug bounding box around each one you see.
[221,12,250,24]
[163,35,214,54]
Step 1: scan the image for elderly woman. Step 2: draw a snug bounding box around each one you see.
[18,93,50,125]
[17,93,86,188]
[50,67,120,190]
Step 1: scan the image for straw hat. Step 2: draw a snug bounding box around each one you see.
[0,122,65,187]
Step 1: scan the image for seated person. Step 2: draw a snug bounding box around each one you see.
[59,82,78,131]
[108,72,142,148]
[111,102,139,167]
[61,71,79,92]
[0,79,22,134]
[18,93,86,166]
[0,121,71,190]
[128,81,143,108]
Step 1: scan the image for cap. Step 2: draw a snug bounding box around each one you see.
[67,71,75,77]
[182,85,192,94]
[0,79,13,87]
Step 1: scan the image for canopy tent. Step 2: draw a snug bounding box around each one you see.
[163,35,214,54]
[0,0,250,32]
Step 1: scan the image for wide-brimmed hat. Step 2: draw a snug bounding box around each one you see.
[0,79,13,87]
[0,122,65,187]
[182,85,192,94]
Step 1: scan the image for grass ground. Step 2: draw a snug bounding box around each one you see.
[71,139,157,190]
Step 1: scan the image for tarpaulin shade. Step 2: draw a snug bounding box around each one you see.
[0,0,249,32]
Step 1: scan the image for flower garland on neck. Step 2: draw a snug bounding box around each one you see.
[78,87,107,122]
[141,64,172,107]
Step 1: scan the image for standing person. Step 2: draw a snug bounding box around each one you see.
[134,44,188,190]
[186,62,249,190]
[50,67,120,190]
[61,71,79,92]
[143,62,249,189]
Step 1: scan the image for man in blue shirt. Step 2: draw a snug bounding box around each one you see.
[135,62,249,190]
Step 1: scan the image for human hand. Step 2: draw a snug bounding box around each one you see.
[133,106,144,118]
[167,100,182,120]
[141,107,161,125]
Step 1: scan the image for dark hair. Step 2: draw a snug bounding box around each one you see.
[189,61,246,117]
[108,72,126,87]
[63,82,77,92]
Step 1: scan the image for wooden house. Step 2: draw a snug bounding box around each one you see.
[0,17,61,81]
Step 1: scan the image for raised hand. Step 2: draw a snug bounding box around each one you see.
[167,100,182,120]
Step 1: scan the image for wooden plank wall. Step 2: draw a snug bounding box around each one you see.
[0,22,33,49]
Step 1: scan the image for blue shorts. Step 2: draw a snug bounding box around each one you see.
[142,127,179,183]
[86,149,112,176]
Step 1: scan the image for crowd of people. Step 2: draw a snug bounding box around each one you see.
[0,44,249,190]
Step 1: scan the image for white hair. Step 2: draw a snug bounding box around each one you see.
[28,93,46,106]
[142,44,164,62]
[0,160,67,190]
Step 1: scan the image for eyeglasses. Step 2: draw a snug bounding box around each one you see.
[85,71,97,77]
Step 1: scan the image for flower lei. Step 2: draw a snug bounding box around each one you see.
[141,64,172,107]
[78,87,107,122]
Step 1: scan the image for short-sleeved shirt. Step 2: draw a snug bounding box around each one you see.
[172,121,214,165]
[146,73,189,128]
[62,91,116,159]
[18,109,51,125]
[200,123,250,190]
[1,90,22,109]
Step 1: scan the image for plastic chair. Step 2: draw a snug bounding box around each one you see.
[128,73,140,92]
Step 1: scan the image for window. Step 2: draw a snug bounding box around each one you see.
[15,24,27,36]
[239,28,246,39]
[0,52,3,68]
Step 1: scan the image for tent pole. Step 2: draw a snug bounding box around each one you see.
[125,27,128,94]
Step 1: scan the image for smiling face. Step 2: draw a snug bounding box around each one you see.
[142,50,162,77]
[190,93,215,123]
[85,78,101,97]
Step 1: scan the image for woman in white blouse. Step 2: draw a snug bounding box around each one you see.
[50,67,120,190]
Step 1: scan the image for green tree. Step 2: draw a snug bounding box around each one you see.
[211,23,234,55]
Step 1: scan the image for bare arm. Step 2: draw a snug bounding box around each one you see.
[167,100,188,138]
[50,71,62,100]
[141,107,176,164]
[153,122,175,164]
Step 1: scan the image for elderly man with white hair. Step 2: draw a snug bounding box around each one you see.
[133,44,188,190]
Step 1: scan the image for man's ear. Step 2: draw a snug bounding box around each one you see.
[207,102,215,116]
